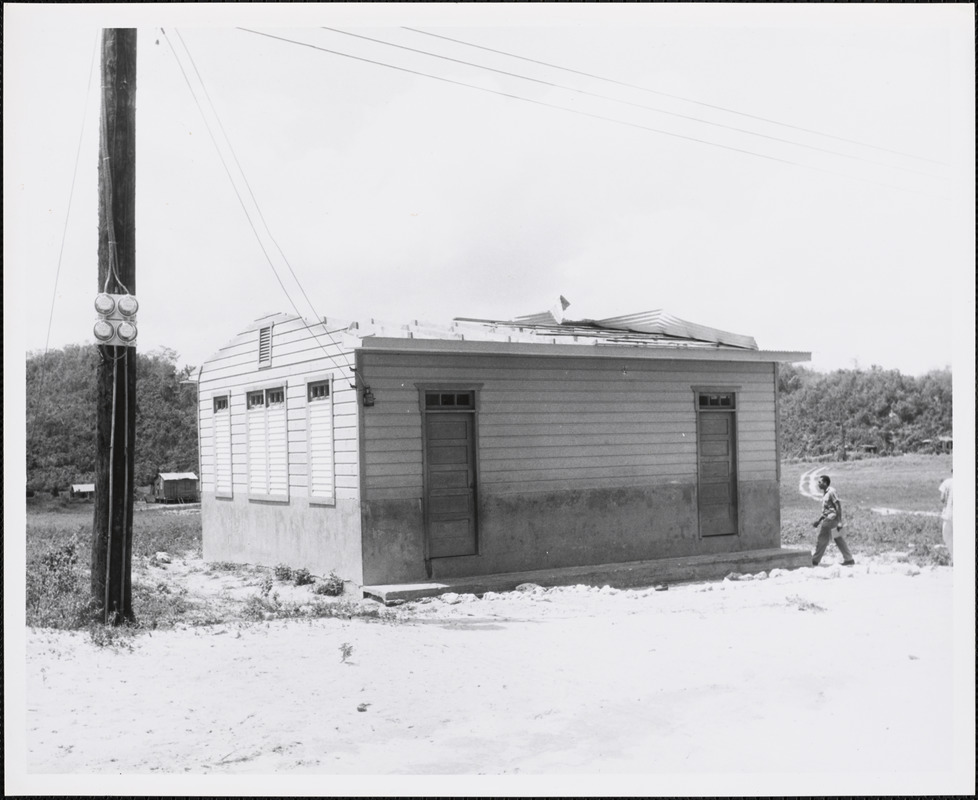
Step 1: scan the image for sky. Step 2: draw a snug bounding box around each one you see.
[4,4,974,377]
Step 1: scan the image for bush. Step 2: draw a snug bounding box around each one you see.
[909,541,952,567]
[293,567,315,586]
[273,563,294,582]
[313,571,345,597]
[26,536,99,629]
[88,621,135,650]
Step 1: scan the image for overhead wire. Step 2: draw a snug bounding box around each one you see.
[237,28,937,196]
[31,30,101,446]
[161,28,355,375]
[402,26,945,166]
[321,26,942,179]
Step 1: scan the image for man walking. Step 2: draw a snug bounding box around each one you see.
[811,474,855,567]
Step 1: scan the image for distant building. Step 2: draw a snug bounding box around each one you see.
[194,305,811,588]
[153,472,199,504]
[70,483,95,500]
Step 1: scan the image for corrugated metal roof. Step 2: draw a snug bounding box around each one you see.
[158,472,198,481]
[196,301,810,375]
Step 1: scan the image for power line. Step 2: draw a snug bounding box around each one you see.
[403,26,945,167]
[172,30,353,369]
[31,30,101,446]
[320,26,941,179]
[162,29,355,375]
[238,28,935,196]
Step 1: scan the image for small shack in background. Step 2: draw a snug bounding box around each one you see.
[153,472,199,504]
[70,483,95,500]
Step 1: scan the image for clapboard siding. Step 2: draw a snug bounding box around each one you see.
[198,316,359,501]
[360,352,777,495]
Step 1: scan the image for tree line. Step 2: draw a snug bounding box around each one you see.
[778,363,952,459]
[24,346,953,492]
[26,345,199,494]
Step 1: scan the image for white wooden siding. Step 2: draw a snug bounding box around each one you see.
[360,352,778,498]
[198,315,359,503]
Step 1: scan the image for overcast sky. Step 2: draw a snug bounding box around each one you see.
[5,4,974,377]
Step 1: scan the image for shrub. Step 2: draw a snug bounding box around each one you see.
[293,567,315,586]
[909,541,952,567]
[313,571,345,596]
[273,563,294,582]
[88,621,135,650]
[131,580,192,629]
[26,536,98,629]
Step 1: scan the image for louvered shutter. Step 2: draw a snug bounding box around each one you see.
[247,392,268,496]
[214,396,232,498]
[308,380,334,502]
[266,389,288,498]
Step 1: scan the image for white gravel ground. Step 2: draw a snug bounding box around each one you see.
[7,552,974,796]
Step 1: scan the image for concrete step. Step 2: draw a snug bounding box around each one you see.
[362,547,812,605]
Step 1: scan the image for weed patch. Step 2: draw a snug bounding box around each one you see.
[240,589,395,624]
[88,621,136,650]
[786,594,826,613]
[313,571,345,597]
[26,535,99,629]
[292,568,315,586]
[781,505,944,561]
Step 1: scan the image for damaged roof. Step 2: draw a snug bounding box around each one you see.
[195,300,810,376]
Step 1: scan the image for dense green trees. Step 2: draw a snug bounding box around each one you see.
[778,364,952,459]
[24,345,954,491]
[26,345,198,493]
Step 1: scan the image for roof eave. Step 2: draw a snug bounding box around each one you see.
[358,337,811,363]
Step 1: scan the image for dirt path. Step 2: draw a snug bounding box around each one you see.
[18,557,955,791]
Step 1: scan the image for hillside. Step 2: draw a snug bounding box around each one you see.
[26,345,198,493]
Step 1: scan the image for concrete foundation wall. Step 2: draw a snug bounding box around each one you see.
[202,493,364,583]
[362,479,781,585]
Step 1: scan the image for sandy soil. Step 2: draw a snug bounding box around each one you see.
[15,551,963,794]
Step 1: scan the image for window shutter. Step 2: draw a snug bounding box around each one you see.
[247,398,268,496]
[308,380,335,502]
[266,389,288,498]
[214,396,232,498]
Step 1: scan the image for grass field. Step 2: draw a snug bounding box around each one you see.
[25,497,204,630]
[24,454,953,630]
[779,453,951,561]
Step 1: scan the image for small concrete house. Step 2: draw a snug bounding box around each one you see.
[196,306,810,588]
[153,472,199,503]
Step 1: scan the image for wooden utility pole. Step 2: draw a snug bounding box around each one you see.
[92,29,137,624]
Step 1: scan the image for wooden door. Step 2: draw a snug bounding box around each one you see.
[424,412,478,558]
[697,410,738,536]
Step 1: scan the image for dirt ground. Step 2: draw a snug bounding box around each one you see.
[9,550,973,796]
